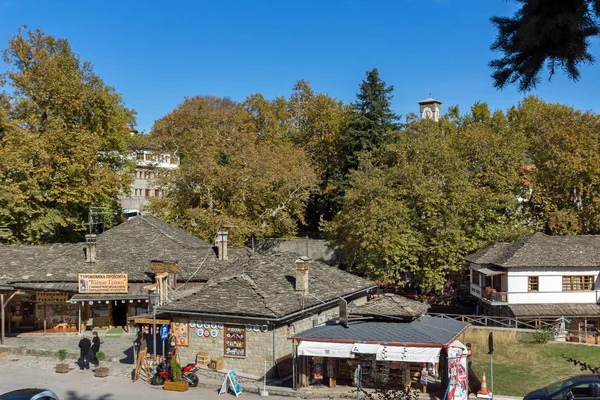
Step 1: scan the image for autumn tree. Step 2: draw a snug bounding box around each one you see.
[327,103,531,292]
[148,95,317,245]
[490,0,600,91]
[0,28,136,243]
[515,96,600,234]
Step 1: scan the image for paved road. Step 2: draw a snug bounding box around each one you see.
[0,354,320,400]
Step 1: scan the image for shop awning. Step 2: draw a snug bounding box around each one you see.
[297,341,354,358]
[376,345,441,363]
[351,343,381,354]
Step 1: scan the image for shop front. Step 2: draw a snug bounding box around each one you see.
[290,316,469,392]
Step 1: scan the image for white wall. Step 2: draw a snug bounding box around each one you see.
[507,268,600,304]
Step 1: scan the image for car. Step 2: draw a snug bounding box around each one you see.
[0,388,60,400]
[523,375,600,400]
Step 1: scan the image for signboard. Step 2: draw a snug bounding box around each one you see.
[339,297,348,328]
[224,325,246,358]
[35,293,68,302]
[447,345,468,400]
[171,320,189,346]
[134,317,171,325]
[78,274,128,293]
[160,324,169,341]
[219,370,242,396]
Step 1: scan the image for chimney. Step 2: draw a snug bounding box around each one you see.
[295,256,311,295]
[215,231,228,261]
[85,234,97,263]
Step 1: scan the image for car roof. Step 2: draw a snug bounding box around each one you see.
[0,388,57,399]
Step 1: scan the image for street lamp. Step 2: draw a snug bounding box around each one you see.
[148,291,159,371]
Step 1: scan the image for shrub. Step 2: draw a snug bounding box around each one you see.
[96,351,106,362]
[532,328,554,344]
[57,349,68,362]
[170,357,182,382]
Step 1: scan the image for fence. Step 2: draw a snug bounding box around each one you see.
[427,312,599,344]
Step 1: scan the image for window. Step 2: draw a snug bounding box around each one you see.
[136,152,144,161]
[155,189,160,197]
[528,276,539,292]
[562,276,595,291]
[145,189,150,198]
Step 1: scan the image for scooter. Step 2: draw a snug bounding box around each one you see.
[150,360,200,387]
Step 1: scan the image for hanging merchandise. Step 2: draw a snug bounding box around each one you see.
[260,325,268,333]
[197,328,203,337]
[211,330,218,338]
[217,323,223,330]
[190,321,196,328]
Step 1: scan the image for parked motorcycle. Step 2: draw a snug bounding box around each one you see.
[150,361,200,387]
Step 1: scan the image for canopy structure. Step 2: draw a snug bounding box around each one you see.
[477,267,505,276]
[376,345,441,363]
[297,341,354,358]
[351,343,380,354]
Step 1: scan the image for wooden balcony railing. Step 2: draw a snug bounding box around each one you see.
[483,291,507,302]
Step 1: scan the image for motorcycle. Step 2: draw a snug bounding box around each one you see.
[150,360,200,387]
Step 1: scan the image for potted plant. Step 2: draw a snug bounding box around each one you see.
[163,357,189,392]
[94,351,108,377]
[55,349,69,373]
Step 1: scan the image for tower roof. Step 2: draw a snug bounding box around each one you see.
[418,97,442,105]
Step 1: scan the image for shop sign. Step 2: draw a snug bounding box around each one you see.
[78,273,128,293]
[36,293,68,302]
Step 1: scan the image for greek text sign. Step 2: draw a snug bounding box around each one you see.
[35,292,68,302]
[78,274,128,293]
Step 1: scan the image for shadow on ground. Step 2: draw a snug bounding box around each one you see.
[65,391,114,400]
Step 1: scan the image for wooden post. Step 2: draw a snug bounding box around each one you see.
[43,301,47,335]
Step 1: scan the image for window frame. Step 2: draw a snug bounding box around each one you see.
[528,276,539,292]
[562,275,595,291]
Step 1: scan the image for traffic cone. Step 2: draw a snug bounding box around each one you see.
[478,372,490,395]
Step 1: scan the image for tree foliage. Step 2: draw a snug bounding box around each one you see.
[490,0,600,91]
[327,103,531,292]
[0,28,136,243]
[515,97,600,234]
[147,95,318,245]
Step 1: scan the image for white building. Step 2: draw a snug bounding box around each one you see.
[466,232,600,341]
[119,147,179,211]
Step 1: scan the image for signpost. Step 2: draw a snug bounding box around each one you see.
[161,324,169,362]
[488,332,494,399]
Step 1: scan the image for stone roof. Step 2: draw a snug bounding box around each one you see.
[509,303,600,318]
[418,97,442,105]
[465,232,600,268]
[161,252,376,320]
[351,294,428,320]
[0,215,251,283]
[290,316,468,345]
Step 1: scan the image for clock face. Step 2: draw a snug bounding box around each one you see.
[423,107,433,118]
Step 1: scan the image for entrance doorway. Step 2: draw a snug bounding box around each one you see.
[112,301,128,327]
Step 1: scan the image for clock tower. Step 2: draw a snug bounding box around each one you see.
[418,97,442,121]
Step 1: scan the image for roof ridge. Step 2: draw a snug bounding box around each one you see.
[239,272,280,317]
[501,232,545,266]
[141,216,204,249]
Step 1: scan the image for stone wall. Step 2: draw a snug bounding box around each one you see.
[173,295,369,378]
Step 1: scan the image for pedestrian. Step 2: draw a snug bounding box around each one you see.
[466,343,472,369]
[90,331,101,367]
[78,333,92,370]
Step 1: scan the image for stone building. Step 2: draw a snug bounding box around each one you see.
[159,253,375,377]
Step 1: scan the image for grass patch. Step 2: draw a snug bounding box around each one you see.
[460,328,600,397]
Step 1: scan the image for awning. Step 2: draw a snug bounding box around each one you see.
[477,267,505,276]
[351,343,380,354]
[376,345,441,363]
[297,341,354,358]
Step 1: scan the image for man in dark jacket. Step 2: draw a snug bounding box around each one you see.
[91,331,101,367]
[78,333,92,370]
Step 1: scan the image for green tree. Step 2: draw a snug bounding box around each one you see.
[514,96,600,234]
[341,68,400,172]
[0,28,136,243]
[327,104,530,292]
[490,0,600,91]
[148,95,318,245]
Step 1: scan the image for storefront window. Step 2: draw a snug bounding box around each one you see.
[91,303,109,317]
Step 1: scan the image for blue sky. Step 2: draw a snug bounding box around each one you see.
[1,0,599,132]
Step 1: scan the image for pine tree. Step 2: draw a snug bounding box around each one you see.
[341,68,400,172]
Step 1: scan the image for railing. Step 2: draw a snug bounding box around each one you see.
[482,291,508,302]
[427,312,554,330]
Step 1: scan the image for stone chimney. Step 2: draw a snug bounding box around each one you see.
[215,231,228,261]
[295,256,311,295]
[85,234,97,263]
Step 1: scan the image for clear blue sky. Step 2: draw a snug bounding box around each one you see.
[1,0,599,133]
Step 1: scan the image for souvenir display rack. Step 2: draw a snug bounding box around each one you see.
[224,325,246,358]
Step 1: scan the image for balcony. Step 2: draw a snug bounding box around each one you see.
[482,289,508,304]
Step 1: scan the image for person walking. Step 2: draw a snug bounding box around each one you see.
[91,331,101,367]
[78,333,92,370]
[466,343,473,369]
